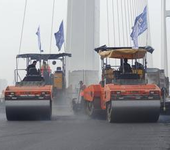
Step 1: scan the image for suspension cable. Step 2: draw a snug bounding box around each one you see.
[49,0,56,53]
[112,0,116,46]
[83,0,87,82]
[111,0,116,65]
[144,0,148,46]
[120,0,125,46]
[128,0,132,46]
[125,0,131,46]
[134,0,137,17]
[124,0,129,46]
[18,0,27,54]
[131,0,135,24]
[143,1,148,47]
[129,0,133,28]
[117,0,121,46]
[106,0,110,46]
[134,0,139,44]
[130,0,135,47]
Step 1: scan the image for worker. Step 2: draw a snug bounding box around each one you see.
[41,61,51,75]
[27,61,38,75]
[104,65,114,83]
[119,58,132,73]
[135,61,144,69]
[79,80,86,97]
[79,81,86,91]
[41,61,51,84]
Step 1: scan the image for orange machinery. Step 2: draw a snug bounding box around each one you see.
[5,53,71,120]
[78,46,162,122]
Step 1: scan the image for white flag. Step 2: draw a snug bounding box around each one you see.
[36,26,43,52]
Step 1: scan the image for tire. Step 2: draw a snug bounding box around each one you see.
[6,109,16,121]
[6,100,52,121]
[80,97,86,113]
[71,98,77,112]
[106,102,114,123]
[44,100,52,120]
[86,101,95,117]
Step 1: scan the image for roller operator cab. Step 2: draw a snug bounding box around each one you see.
[81,46,162,123]
[5,53,71,121]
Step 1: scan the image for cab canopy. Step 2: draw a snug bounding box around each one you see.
[95,45,154,59]
[16,53,71,60]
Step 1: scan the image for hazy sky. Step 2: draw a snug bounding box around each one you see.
[0,0,169,85]
[0,0,68,84]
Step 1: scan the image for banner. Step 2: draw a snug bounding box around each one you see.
[54,21,64,51]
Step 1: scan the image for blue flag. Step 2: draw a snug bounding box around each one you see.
[54,21,64,51]
[130,6,147,49]
[36,26,43,52]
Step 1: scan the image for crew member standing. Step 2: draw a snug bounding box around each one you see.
[41,61,51,83]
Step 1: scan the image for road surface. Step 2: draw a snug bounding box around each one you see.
[0,99,170,150]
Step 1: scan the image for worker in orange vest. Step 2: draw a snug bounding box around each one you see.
[41,61,51,74]
[41,61,51,83]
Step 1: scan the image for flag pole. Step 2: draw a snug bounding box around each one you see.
[49,0,56,54]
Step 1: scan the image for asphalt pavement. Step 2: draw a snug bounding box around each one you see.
[0,100,170,150]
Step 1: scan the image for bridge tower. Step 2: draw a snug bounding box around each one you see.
[161,0,170,77]
[66,0,100,86]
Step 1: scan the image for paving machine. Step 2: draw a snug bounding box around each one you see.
[5,53,71,120]
[147,68,170,114]
[74,46,162,123]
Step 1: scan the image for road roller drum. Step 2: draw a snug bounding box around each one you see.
[107,100,160,123]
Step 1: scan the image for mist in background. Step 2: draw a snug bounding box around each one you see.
[0,0,169,87]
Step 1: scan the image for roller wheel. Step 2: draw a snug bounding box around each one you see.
[6,100,52,121]
[6,109,16,121]
[44,101,52,120]
[107,102,114,123]
[86,101,95,117]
